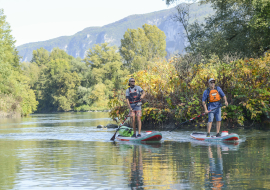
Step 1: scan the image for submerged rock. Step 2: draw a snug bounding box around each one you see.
[97,125,106,128]
[106,124,118,128]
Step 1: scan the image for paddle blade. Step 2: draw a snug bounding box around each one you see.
[110,130,118,141]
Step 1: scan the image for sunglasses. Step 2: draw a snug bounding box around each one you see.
[130,81,135,82]
[210,81,215,83]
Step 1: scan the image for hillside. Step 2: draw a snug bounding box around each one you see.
[17,3,213,62]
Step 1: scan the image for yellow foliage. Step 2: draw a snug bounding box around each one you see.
[110,52,270,126]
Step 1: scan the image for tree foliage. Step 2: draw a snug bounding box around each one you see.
[31,47,50,66]
[84,43,128,109]
[22,43,129,112]
[29,48,81,112]
[173,0,270,58]
[120,24,167,73]
[0,9,38,116]
[109,52,270,127]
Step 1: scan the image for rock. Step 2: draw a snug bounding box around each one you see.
[106,124,118,128]
[97,125,106,128]
[123,122,131,127]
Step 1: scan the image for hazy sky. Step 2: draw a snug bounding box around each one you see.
[1,0,179,46]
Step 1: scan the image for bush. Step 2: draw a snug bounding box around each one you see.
[109,52,270,127]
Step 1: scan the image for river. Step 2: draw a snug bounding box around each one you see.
[0,112,269,189]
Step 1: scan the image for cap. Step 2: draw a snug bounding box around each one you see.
[128,77,135,86]
[208,78,215,83]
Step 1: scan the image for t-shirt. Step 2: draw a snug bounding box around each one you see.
[202,86,225,110]
[126,85,143,106]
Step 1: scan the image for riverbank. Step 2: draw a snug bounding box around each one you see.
[41,109,111,114]
[109,53,270,130]
[139,119,270,130]
[0,111,21,118]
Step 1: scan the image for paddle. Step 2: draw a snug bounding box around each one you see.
[110,114,130,141]
[110,102,140,141]
[169,104,224,132]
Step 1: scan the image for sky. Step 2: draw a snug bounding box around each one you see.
[1,0,179,47]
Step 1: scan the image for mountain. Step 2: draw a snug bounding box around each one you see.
[17,3,213,62]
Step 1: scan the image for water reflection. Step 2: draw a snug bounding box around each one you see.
[1,112,270,189]
[116,142,162,189]
[206,145,224,190]
[191,140,240,151]
[130,145,144,189]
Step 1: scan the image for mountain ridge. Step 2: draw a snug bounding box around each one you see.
[17,3,212,62]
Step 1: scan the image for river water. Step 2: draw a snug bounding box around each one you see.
[0,112,269,189]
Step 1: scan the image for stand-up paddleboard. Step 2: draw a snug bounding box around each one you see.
[190,131,239,141]
[116,131,162,142]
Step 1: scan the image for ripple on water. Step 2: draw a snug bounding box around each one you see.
[0,113,269,189]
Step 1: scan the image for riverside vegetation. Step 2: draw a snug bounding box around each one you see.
[0,9,38,117]
[109,53,270,128]
[109,0,270,128]
[1,0,269,128]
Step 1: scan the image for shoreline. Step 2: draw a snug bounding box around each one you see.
[2,110,269,130]
[31,110,112,114]
[0,111,21,118]
[130,120,270,130]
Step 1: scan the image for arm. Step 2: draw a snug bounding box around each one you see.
[125,89,132,110]
[223,96,228,106]
[202,90,208,114]
[126,98,132,110]
[140,91,146,99]
[202,101,208,114]
[218,87,228,106]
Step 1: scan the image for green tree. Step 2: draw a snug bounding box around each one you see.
[52,72,81,111]
[120,24,167,73]
[0,9,38,115]
[76,86,92,106]
[84,43,127,89]
[0,9,20,71]
[84,43,128,107]
[171,0,270,58]
[21,62,40,87]
[70,57,91,87]
[33,48,81,112]
[31,47,50,66]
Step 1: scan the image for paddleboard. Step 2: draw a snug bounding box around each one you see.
[190,131,239,141]
[116,131,162,142]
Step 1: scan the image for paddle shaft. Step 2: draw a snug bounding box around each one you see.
[110,102,140,141]
[169,105,223,132]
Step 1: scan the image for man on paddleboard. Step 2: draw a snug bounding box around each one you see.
[202,78,228,137]
[126,78,145,138]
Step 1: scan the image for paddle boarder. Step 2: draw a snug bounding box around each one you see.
[202,78,228,137]
[126,78,145,137]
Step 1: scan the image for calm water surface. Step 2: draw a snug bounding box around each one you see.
[0,112,270,189]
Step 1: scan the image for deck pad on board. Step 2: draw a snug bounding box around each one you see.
[190,132,239,141]
[116,131,162,142]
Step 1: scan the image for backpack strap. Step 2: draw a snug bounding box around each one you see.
[206,88,210,107]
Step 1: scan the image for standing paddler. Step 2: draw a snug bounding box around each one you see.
[126,78,145,138]
[202,78,228,137]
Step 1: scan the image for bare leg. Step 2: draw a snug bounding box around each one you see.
[216,121,221,134]
[137,116,142,134]
[132,115,136,135]
[207,122,213,133]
